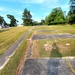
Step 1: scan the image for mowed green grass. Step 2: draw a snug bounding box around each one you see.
[0,25,75,75]
[0,26,33,75]
[0,26,31,55]
[32,25,75,58]
[32,39,75,58]
[0,37,27,75]
[34,25,75,34]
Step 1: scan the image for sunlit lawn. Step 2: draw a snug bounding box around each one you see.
[0,26,33,75]
[32,38,75,58]
[34,25,75,34]
[0,26,31,55]
[32,25,75,58]
[0,25,75,75]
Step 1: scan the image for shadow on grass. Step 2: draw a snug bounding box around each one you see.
[47,42,62,75]
[50,42,62,57]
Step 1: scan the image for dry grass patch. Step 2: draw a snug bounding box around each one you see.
[0,26,31,55]
[34,25,75,35]
[32,38,75,58]
[32,40,40,58]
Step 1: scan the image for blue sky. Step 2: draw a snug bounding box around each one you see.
[0,0,69,24]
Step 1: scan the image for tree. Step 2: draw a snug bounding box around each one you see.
[41,19,45,25]
[4,21,8,26]
[32,21,39,26]
[7,14,18,27]
[68,0,75,24]
[45,7,65,25]
[22,9,32,26]
[0,16,4,25]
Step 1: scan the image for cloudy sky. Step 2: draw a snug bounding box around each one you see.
[0,0,69,24]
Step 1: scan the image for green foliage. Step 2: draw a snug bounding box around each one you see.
[0,16,4,25]
[22,8,32,26]
[41,19,45,25]
[45,7,65,25]
[68,0,75,24]
[7,14,18,27]
[32,21,40,26]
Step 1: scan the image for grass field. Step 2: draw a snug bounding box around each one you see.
[0,38,27,75]
[0,26,33,75]
[32,25,75,58]
[32,39,75,58]
[0,25,75,75]
[34,25,75,34]
[0,26,31,55]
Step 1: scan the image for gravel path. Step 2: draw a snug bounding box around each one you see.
[0,27,34,70]
[21,58,75,75]
[32,34,75,40]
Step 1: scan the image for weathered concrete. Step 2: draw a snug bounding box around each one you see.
[21,58,75,75]
[32,34,75,40]
[36,30,57,32]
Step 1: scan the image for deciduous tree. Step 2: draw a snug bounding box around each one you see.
[45,7,65,25]
[68,0,75,24]
[7,14,18,27]
[0,16,4,25]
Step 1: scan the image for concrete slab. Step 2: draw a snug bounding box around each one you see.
[36,30,57,32]
[21,58,75,75]
[32,34,75,40]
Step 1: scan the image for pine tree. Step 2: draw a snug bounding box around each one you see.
[22,9,32,26]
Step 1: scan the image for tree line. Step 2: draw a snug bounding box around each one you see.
[0,14,18,27]
[43,0,75,25]
[0,0,75,27]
